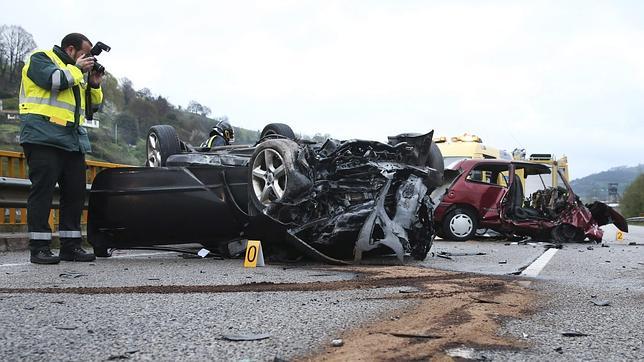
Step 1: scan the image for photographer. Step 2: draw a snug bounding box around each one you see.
[19,33,104,264]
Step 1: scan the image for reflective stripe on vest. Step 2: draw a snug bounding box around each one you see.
[206,135,219,147]
[20,86,76,113]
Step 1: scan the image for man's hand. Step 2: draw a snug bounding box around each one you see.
[89,72,104,88]
[75,54,95,73]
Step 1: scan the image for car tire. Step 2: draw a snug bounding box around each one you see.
[427,142,444,186]
[248,139,307,215]
[146,125,182,167]
[442,208,478,241]
[259,123,296,140]
[550,224,584,243]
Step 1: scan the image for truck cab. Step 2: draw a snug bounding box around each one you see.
[434,133,512,168]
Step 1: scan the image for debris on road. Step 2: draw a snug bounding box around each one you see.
[435,253,453,260]
[470,296,501,304]
[438,251,487,257]
[59,272,87,279]
[106,355,129,360]
[105,349,139,360]
[498,260,508,264]
[221,333,271,341]
[445,346,487,360]
[562,331,589,337]
[197,248,210,258]
[591,300,611,307]
[398,287,421,294]
[55,326,78,330]
[331,339,344,347]
[385,332,442,339]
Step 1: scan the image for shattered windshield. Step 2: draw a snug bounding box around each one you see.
[525,173,547,196]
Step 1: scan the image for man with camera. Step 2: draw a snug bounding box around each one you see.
[19,33,105,264]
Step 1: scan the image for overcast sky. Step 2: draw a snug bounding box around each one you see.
[3,0,644,179]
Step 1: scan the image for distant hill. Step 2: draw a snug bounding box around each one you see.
[0,72,328,166]
[570,164,644,203]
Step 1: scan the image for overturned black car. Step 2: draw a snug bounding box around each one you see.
[88,124,445,264]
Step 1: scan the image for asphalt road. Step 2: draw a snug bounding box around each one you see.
[428,225,644,361]
[0,251,418,361]
[0,225,642,361]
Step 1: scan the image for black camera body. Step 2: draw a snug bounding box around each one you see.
[85,41,111,121]
[89,41,111,74]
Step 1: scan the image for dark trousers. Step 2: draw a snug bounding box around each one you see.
[22,143,86,250]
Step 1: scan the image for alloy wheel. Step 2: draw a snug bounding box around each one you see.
[251,148,287,206]
[147,133,162,167]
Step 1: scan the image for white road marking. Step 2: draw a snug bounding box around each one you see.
[520,248,558,277]
[0,251,174,268]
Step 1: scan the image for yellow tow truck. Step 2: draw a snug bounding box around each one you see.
[512,149,570,188]
[434,133,512,168]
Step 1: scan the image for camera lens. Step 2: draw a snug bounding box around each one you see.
[93,62,105,74]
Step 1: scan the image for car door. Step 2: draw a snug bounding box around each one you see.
[458,163,509,225]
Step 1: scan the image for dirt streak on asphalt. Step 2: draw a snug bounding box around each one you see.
[0,270,470,295]
[304,266,536,361]
[0,265,534,360]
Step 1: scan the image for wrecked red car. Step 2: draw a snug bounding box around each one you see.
[434,159,628,242]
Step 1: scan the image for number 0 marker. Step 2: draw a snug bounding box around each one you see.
[244,240,265,267]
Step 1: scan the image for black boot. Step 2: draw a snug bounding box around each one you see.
[60,239,96,262]
[59,247,96,262]
[29,240,60,264]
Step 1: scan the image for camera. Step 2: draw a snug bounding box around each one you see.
[85,41,111,121]
[89,41,111,74]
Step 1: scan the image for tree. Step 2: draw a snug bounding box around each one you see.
[186,100,211,117]
[100,73,124,110]
[0,25,6,76]
[0,25,36,83]
[0,25,37,96]
[120,77,136,106]
[621,173,644,218]
[136,87,153,100]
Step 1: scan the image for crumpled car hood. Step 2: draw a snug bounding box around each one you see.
[264,133,443,264]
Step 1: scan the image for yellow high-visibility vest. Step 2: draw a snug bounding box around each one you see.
[19,49,103,126]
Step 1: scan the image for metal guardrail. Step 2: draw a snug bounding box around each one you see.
[626,217,644,223]
[0,176,91,208]
[0,150,132,226]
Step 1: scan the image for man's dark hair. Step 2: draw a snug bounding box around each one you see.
[61,33,92,50]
